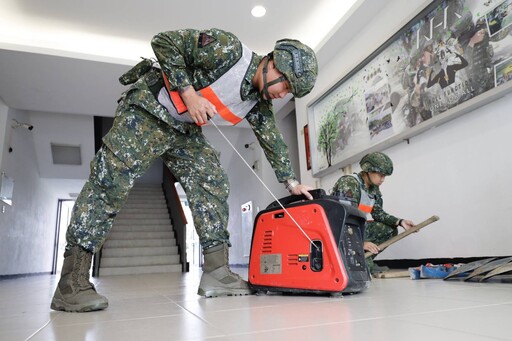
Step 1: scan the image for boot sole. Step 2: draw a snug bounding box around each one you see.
[198,287,254,298]
[51,297,108,312]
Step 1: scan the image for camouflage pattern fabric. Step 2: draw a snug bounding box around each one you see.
[365,221,397,274]
[68,101,230,252]
[359,152,393,176]
[365,221,398,245]
[151,28,294,180]
[331,172,400,243]
[273,39,318,98]
[66,28,296,253]
[118,58,153,86]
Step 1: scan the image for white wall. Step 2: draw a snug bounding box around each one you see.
[0,97,7,170]
[296,0,511,260]
[0,100,298,273]
[4,0,505,273]
[0,106,62,275]
[204,121,293,265]
[29,111,95,179]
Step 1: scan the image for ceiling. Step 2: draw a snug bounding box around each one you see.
[0,0,359,117]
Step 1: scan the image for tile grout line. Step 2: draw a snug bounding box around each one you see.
[24,311,62,341]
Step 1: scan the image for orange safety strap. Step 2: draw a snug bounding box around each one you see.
[199,87,242,125]
[162,71,242,125]
[358,203,373,213]
[162,71,187,113]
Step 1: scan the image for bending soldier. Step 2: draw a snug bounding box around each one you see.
[51,28,318,312]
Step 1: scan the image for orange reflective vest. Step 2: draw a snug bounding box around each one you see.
[157,43,257,126]
[351,174,375,222]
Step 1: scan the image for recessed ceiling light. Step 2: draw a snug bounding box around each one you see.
[251,5,266,18]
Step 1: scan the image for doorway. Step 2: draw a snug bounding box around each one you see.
[52,199,75,274]
[175,183,201,267]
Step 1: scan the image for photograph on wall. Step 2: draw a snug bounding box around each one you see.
[486,0,512,37]
[495,56,512,85]
[308,0,512,176]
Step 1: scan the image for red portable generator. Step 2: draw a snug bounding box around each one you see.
[248,189,370,295]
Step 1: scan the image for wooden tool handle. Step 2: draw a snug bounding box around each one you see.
[364,215,440,258]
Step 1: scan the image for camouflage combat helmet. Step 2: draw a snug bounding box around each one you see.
[360,152,393,176]
[262,39,318,99]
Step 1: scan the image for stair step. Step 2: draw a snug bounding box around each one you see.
[129,189,163,194]
[116,213,170,220]
[100,264,182,276]
[100,185,181,276]
[102,246,178,257]
[124,200,167,205]
[104,238,176,248]
[130,186,162,194]
[115,215,170,221]
[108,231,174,240]
[126,196,165,204]
[126,194,165,197]
[130,186,163,191]
[118,209,169,215]
[101,254,180,267]
[123,204,168,210]
[114,218,171,225]
[111,225,174,233]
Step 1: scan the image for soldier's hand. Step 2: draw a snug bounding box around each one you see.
[290,184,314,200]
[180,86,217,125]
[400,219,415,231]
[364,241,380,254]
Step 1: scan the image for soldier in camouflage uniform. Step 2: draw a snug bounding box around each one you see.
[51,28,318,312]
[331,152,415,274]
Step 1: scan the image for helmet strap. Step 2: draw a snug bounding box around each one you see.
[262,54,287,99]
[361,172,370,188]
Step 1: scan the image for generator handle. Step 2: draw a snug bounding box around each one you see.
[266,188,326,209]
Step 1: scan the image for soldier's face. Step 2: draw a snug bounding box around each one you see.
[261,60,291,100]
[368,172,386,186]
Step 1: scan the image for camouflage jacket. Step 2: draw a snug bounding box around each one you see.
[135,28,295,182]
[331,172,400,226]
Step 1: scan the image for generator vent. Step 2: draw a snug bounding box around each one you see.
[287,254,299,266]
[261,230,273,253]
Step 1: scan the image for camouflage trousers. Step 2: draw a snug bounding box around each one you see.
[365,221,398,246]
[66,106,230,254]
[365,221,398,272]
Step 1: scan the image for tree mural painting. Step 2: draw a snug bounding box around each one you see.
[317,110,340,167]
[316,91,356,167]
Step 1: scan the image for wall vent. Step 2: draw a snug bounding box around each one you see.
[51,144,82,165]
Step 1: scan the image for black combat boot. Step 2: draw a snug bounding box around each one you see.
[197,243,254,297]
[50,245,108,312]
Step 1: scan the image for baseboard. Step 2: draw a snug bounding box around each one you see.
[0,272,51,280]
[230,264,249,268]
[375,256,500,268]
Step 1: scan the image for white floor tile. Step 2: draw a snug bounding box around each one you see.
[1,268,511,341]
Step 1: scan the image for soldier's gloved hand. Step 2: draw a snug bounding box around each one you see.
[180,86,217,125]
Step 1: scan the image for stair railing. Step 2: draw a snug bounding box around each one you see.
[162,167,189,272]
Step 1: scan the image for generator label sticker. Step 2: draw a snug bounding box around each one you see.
[260,254,282,274]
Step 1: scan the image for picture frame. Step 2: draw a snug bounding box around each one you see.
[307,0,512,177]
[303,124,312,170]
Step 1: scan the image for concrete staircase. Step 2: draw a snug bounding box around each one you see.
[99,185,182,276]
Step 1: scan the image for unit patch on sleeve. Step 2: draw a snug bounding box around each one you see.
[198,33,216,48]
